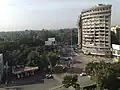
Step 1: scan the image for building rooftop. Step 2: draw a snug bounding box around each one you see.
[81,4,112,13]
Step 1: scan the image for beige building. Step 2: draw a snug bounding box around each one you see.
[78,4,112,56]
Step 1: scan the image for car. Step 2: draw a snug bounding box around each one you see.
[80,72,87,76]
[46,74,53,79]
[88,75,91,78]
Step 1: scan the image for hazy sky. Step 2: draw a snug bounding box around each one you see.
[0,0,119,31]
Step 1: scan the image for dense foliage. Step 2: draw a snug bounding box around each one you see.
[0,29,77,70]
[85,61,120,90]
[62,74,80,90]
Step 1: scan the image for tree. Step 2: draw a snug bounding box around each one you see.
[47,52,58,67]
[111,31,118,44]
[62,74,80,90]
[0,29,77,74]
[26,51,40,67]
[40,54,49,69]
[85,61,120,90]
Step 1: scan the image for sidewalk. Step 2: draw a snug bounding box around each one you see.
[0,88,6,90]
[53,74,62,83]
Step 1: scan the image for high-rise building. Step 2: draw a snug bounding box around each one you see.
[78,4,112,56]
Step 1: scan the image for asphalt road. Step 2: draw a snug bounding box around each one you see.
[75,53,113,63]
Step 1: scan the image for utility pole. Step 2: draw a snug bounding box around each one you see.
[71,29,73,69]
[5,61,8,85]
[47,57,52,74]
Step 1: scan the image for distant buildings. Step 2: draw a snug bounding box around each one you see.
[77,4,112,56]
[45,38,56,46]
[45,37,57,52]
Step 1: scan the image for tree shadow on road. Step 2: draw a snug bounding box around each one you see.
[73,61,82,64]
[6,87,24,90]
[4,73,45,88]
[67,67,83,74]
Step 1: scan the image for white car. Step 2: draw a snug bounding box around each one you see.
[45,74,53,79]
[80,72,87,76]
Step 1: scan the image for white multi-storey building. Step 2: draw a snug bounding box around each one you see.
[78,4,112,56]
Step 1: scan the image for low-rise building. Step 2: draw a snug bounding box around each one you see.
[45,37,56,46]
[112,44,120,62]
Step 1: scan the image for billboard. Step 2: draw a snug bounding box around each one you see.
[48,38,55,42]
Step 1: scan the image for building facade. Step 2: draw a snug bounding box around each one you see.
[78,4,112,56]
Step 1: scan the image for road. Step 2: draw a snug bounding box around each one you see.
[4,79,61,90]
[75,53,113,63]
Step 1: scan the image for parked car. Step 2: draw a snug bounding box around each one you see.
[45,74,53,79]
[80,72,87,76]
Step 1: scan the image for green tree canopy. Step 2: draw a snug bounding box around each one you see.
[62,74,80,90]
[85,61,120,90]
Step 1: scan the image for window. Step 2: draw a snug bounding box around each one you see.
[105,16,109,18]
[105,8,108,10]
[106,45,109,46]
[105,20,108,22]
[100,16,103,18]
[118,51,120,55]
[100,41,104,43]
[105,27,108,29]
[95,27,99,29]
[105,31,108,33]
[101,34,104,36]
[105,23,108,26]
[100,27,104,29]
